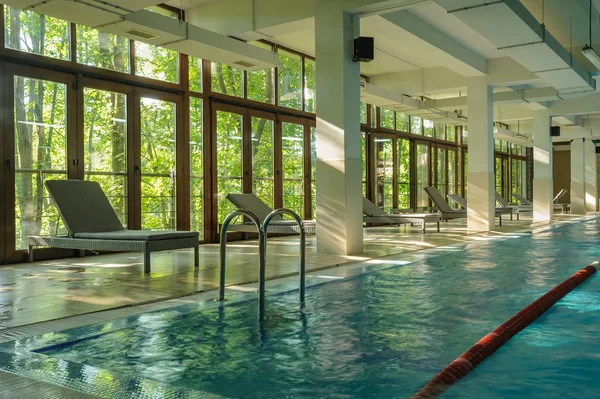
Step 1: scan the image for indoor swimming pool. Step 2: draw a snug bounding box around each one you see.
[3,219,600,398]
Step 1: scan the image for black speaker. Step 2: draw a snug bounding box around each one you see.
[596,146,600,154]
[353,37,374,63]
[551,126,560,137]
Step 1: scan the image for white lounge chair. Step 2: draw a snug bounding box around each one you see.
[226,193,316,234]
[513,191,570,213]
[424,187,505,225]
[512,193,532,205]
[362,197,441,233]
[28,180,199,274]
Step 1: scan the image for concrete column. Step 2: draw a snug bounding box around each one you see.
[570,139,585,215]
[585,140,598,212]
[466,76,495,231]
[314,0,363,254]
[532,110,553,221]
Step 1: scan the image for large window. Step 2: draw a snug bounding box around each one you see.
[83,88,128,226]
[14,76,68,249]
[189,56,202,93]
[77,26,130,73]
[380,108,394,130]
[281,122,305,217]
[216,111,244,224]
[397,138,410,209]
[278,50,302,109]
[304,58,316,112]
[4,5,70,60]
[190,97,203,238]
[135,42,178,83]
[252,117,275,207]
[247,42,275,104]
[375,137,394,210]
[140,97,177,230]
[212,63,243,97]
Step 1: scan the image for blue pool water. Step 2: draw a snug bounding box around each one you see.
[38,220,600,398]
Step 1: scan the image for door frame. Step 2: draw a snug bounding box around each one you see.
[4,63,77,263]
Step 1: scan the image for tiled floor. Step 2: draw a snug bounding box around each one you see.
[0,214,584,330]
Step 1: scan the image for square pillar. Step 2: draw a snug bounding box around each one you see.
[571,139,586,215]
[466,76,495,231]
[314,0,363,255]
[585,140,598,212]
[532,110,553,221]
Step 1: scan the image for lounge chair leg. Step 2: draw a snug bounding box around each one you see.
[437,222,440,233]
[194,244,199,268]
[78,249,85,258]
[144,248,151,274]
[510,213,513,221]
[517,213,519,221]
[28,246,34,263]
[422,223,426,234]
[499,215,502,226]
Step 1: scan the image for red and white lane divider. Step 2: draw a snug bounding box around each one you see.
[411,264,597,399]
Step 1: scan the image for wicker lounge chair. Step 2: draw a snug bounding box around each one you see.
[446,192,514,221]
[513,190,570,213]
[226,193,316,234]
[28,180,199,274]
[424,186,504,225]
[362,197,441,233]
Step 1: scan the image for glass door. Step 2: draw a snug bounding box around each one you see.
[397,138,410,209]
[138,95,180,231]
[415,141,430,211]
[4,66,77,262]
[279,116,310,219]
[81,80,132,228]
[251,112,276,208]
[374,136,394,211]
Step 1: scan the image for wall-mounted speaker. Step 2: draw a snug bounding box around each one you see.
[353,37,374,63]
[551,126,560,137]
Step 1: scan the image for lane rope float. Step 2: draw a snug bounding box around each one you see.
[411,265,597,399]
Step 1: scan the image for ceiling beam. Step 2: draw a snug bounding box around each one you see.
[548,93,600,116]
[426,87,560,110]
[381,10,486,76]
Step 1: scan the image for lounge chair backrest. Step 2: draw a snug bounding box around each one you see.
[553,189,568,203]
[226,193,283,222]
[495,192,509,207]
[45,180,125,236]
[362,197,388,217]
[512,193,532,205]
[424,186,453,212]
[447,193,467,208]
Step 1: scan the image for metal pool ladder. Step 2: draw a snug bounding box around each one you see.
[218,208,306,320]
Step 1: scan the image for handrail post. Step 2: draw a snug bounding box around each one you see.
[219,210,265,319]
[263,208,306,305]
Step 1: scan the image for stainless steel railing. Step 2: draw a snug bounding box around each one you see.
[263,209,306,304]
[218,208,307,320]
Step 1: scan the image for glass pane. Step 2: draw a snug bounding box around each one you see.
[77,26,129,73]
[216,111,243,224]
[380,108,394,129]
[464,151,469,199]
[304,58,316,112]
[375,138,393,210]
[495,139,501,152]
[424,119,434,137]
[311,127,317,217]
[190,97,203,239]
[448,149,456,207]
[462,127,468,145]
[437,148,447,201]
[360,103,367,125]
[435,123,445,140]
[83,88,127,226]
[446,125,456,142]
[282,122,304,218]
[14,76,67,250]
[495,157,502,196]
[396,113,409,132]
[189,56,202,93]
[135,42,178,83]
[4,5,70,60]
[252,117,275,207]
[411,116,422,134]
[140,98,177,230]
[416,144,429,210]
[278,50,302,110]
[361,133,366,197]
[247,68,275,104]
[397,139,410,209]
[212,63,243,97]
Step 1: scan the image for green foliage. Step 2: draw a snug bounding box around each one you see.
[282,122,304,218]
[211,63,243,97]
[304,59,316,112]
[375,139,393,210]
[190,97,203,238]
[396,113,409,132]
[278,50,302,110]
[135,42,178,83]
[424,119,434,138]
[252,117,275,207]
[397,139,410,209]
[77,26,129,73]
[4,5,70,60]
[83,88,127,226]
[189,56,202,92]
[380,108,394,130]
[411,116,422,135]
[216,111,243,224]
[360,103,367,125]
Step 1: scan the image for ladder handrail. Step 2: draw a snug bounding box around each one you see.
[218,210,266,319]
[263,208,306,304]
